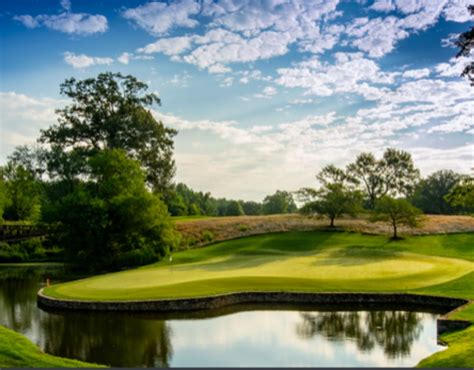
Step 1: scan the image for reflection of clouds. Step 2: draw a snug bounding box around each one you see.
[168,310,444,367]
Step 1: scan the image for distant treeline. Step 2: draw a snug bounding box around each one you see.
[164,184,297,217]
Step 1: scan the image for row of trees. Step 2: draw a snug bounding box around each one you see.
[164,184,297,217]
[297,149,473,238]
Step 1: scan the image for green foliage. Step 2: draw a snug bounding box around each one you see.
[347,148,420,208]
[298,165,363,227]
[46,149,179,271]
[445,176,474,211]
[238,224,249,232]
[2,163,42,222]
[410,170,466,214]
[241,201,262,215]
[39,72,177,193]
[201,230,215,242]
[0,239,52,262]
[225,200,244,216]
[300,184,362,227]
[370,196,422,239]
[455,5,474,86]
[262,190,297,215]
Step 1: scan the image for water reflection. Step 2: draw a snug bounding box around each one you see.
[297,311,422,358]
[0,265,445,367]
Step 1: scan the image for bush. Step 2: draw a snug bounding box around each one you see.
[238,224,249,232]
[0,242,27,262]
[201,230,214,243]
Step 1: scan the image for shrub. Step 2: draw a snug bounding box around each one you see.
[201,230,214,243]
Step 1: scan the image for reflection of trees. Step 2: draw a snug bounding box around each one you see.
[296,310,422,358]
[39,312,173,367]
[0,266,173,367]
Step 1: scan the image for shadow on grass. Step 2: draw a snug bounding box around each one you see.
[313,241,397,267]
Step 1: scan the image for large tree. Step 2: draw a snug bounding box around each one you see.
[262,190,297,215]
[370,196,422,239]
[347,148,420,208]
[298,165,362,227]
[39,72,177,193]
[410,170,465,214]
[455,5,474,85]
[45,149,178,271]
[445,176,474,211]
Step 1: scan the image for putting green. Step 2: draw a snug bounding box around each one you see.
[44,231,474,301]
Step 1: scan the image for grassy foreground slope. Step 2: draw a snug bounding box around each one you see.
[44,232,473,301]
[0,325,103,368]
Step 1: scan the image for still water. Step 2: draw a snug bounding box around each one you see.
[0,264,446,367]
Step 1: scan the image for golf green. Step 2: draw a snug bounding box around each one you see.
[43,231,474,301]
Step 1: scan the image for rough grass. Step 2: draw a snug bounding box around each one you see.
[175,214,474,248]
[0,325,103,368]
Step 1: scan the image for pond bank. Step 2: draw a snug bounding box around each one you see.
[38,290,471,336]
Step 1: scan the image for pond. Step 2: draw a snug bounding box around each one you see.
[0,264,446,367]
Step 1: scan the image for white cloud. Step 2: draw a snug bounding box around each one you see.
[14,1,108,36]
[63,52,113,69]
[370,0,396,12]
[138,36,193,55]
[254,86,278,98]
[135,0,343,72]
[122,0,200,36]
[275,53,395,99]
[0,92,65,162]
[117,52,131,65]
[347,1,473,58]
[402,68,431,79]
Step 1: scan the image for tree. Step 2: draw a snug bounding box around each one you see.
[45,149,178,271]
[410,170,464,214]
[298,165,362,227]
[225,200,244,216]
[445,177,474,210]
[298,184,363,227]
[262,190,297,215]
[39,72,177,193]
[455,5,474,85]
[2,163,42,221]
[370,196,422,239]
[347,148,420,208]
[241,201,263,215]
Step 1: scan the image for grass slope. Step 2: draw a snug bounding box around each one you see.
[43,231,474,368]
[45,232,474,301]
[0,325,103,368]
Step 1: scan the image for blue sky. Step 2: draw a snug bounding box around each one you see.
[1,0,473,200]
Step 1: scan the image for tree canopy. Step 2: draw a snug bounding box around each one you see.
[45,149,178,271]
[370,196,422,239]
[347,148,419,208]
[39,72,177,193]
[455,5,474,85]
[298,165,362,227]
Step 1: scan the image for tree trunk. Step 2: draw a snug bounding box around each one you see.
[330,216,335,227]
[393,222,397,239]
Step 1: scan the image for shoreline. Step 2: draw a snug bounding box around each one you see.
[37,289,471,335]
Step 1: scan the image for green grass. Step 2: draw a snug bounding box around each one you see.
[44,232,474,301]
[42,231,474,367]
[0,325,104,368]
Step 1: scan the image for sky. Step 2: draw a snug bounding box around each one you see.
[0,0,473,201]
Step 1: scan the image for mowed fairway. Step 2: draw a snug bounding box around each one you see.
[44,231,474,301]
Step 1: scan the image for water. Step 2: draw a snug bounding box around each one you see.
[0,264,446,367]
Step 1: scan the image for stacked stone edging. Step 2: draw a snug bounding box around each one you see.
[37,289,467,313]
[37,290,472,337]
